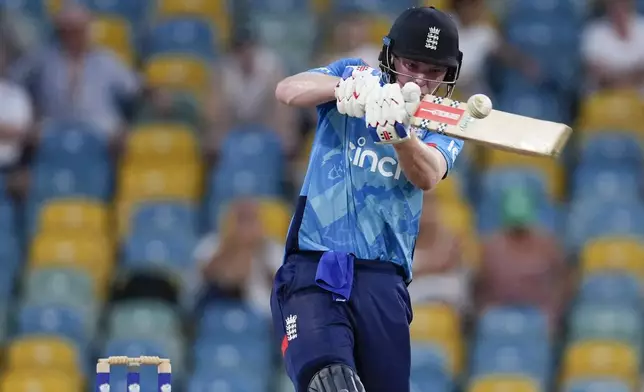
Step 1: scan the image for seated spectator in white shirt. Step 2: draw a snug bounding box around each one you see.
[581,0,644,94]
[0,38,33,198]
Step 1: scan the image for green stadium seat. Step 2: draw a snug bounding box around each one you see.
[569,304,642,348]
[108,299,181,339]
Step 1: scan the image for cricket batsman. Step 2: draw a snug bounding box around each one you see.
[271,7,464,392]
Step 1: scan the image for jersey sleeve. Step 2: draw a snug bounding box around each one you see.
[414,127,464,177]
[307,57,368,78]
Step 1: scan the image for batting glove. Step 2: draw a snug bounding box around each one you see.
[365,82,422,144]
[334,65,382,118]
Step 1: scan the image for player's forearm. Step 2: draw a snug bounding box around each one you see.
[394,133,446,191]
[275,73,340,107]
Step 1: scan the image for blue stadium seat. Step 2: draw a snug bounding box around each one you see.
[206,127,286,221]
[218,126,285,177]
[0,0,50,24]
[198,301,271,341]
[330,0,416,15]
[146,18,217,60]
[123,230,197,272]
[505,0,580,22]
[410,367,452,392]
[564,379,631,392]
[188,371,265,392]
[82,0,148,24]
[0,201,17,235]
[0,235,22,298]
[470,339,551,382]
[498,88,566,123]
[193,338,273,377]
[130,202,197,237]
[0,300,7,342]
[16,304,89,346]
[577,274,641,306]
[477,306,549,342]
[566,200,644,252]
[571,166,640,202]
[579,133,643,168]
[34,120,111,167]
[247,0,312,14]
[411,343,449,374]
[477,197,560,234]
[479,168,549,202]
[28,163,112,202]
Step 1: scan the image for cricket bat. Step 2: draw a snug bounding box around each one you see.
[411,94,572,158]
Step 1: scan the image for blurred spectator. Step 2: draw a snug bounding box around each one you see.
[0,38,33,198]
[581,0,644,94]
[192,198,283,317]
[409,192,471,315]
[8,3,139,144]
[450,0,541,98]
[475,187,569,334]
[206,27,296,157]
[316,12,380,68]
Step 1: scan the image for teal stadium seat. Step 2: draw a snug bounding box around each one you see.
[22,268,96,310]
[108,300,181,339]
[569,304,642,346]
[564,379,631,392]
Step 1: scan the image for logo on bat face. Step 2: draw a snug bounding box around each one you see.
[420,108,461,121]
[414,101,465,126]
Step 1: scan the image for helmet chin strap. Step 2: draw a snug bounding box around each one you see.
[379,43,458,98]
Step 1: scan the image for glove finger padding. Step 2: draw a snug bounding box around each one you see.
[365,83,413,144]
[336,77,356,116]
[401,82,422,117]
[334,65,382,118]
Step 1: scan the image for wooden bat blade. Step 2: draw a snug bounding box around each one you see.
[411,96,573,157]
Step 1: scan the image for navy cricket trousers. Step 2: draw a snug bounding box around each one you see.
[270,251,413,392]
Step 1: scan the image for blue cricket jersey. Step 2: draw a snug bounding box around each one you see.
[285,58,464,281]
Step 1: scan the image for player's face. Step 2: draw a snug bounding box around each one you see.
[393,57,448,95]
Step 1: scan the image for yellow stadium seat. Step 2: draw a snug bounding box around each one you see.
[369,14,393,46]
[420,0,450,10]
[47,0,63,15]
[580,237,644,281]
[117,164,202,203]
[90,16,134,66]
[156,0,229,46]
[437,200,474,235]
[577,89,644,133]
[36,199,110,236]
[411,303,460,341]
[144,56,211,100]
[435,200,480,267]
[411,303,463,374]
[562,341,638,386]
[469,376,541,392]
[29,234,114,294]
[0,370,82,392]
[431,175,463,201]
[311,0,330,13]
[259,199,292,243]
[123,124,200,166]
[6,337,79,372]
[484,150,564,199]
